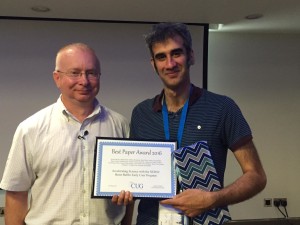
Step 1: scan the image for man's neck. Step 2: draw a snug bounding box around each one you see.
[62,97,95,123]
[164,83,191,113]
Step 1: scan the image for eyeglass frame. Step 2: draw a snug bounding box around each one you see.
[56,70,101,80]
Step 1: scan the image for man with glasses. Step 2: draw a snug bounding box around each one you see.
[0,43,133,225]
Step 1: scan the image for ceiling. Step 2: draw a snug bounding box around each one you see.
[1,0,300,33]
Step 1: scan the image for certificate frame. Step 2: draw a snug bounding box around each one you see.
[92,137,177,199]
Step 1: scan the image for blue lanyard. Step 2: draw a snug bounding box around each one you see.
[162,88,192,225]
[162,91,190,148]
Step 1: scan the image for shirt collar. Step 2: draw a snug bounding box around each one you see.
[152,84,203,112]
[57,95,101,121]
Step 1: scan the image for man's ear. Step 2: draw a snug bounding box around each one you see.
[150,58,155,69]
[151,58,159,74]
[53,71,61,88]
[188,50,195,66]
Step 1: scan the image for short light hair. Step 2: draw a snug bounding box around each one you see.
[55,43,100,71]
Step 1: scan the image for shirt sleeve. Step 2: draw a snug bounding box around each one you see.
[221,97,253,151]
[0,123,35,191]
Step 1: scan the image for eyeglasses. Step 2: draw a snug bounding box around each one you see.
[56,70,100,80]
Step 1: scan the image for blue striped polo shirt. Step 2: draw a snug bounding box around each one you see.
[130,84,252,223]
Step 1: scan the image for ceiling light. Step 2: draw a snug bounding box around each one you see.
[245,13,263,20]
[209,24,223,31]
[31,6,51,13]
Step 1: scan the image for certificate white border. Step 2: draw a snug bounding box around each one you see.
[92,138,177,198]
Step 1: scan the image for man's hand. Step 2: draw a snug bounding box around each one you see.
[160,189,215,218]
[112,190,133,206]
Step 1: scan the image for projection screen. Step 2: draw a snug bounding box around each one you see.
[0,18,208,177]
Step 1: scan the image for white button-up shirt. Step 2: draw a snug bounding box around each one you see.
[0,97,130,225]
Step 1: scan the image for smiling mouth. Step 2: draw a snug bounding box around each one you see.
[78,90,91,94]
[165,70,180,76]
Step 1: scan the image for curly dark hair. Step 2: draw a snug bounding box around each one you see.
[144,22,193,58]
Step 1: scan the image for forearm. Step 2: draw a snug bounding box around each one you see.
[5,191,28,225]
[213,141,267,208]
[160,169,266,219]
[212,169,266,208]
[160,141,266,218]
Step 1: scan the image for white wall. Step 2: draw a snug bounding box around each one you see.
[208,32,300,219]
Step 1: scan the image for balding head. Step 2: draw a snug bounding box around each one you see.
[55,43,100,72]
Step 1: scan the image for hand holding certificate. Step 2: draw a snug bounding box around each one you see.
[92,138,177,198]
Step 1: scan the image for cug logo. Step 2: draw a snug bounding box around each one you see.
[130,182,144,189]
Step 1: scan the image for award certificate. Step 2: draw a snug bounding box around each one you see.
[92,138,177,198]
